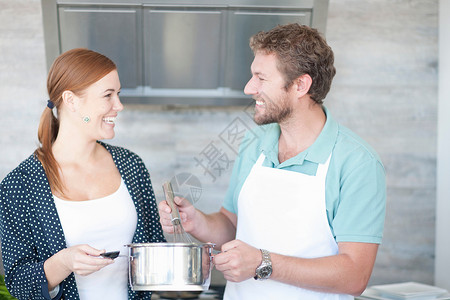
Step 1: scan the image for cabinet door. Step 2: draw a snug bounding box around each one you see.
[144,8,224,90]
[225,10,311,92]
[58,6,142,89]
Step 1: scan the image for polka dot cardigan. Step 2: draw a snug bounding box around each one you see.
[0,142,166,299]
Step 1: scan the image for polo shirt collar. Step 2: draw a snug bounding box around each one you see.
[259,106,338,166]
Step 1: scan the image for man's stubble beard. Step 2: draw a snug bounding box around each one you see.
[253,92,293,125]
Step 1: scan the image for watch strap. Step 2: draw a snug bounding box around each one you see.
[254,249,272,280]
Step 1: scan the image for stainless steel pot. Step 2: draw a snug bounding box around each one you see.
[126,242,215,291]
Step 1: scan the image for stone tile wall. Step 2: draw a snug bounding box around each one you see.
[326,0,438,284]
[0,0,438,286]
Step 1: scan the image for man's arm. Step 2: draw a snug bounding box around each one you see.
[189,207,237,248]
[214,240,378,296]
[271,242,378,296]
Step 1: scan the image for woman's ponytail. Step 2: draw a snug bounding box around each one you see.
[35,103,63,195]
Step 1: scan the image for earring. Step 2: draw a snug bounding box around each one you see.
[83,116,90,123]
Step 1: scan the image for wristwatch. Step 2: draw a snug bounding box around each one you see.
[254,249,272,280]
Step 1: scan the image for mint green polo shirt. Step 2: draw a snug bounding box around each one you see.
[222,107,386,244]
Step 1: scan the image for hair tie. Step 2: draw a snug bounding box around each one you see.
[47,100,55,109]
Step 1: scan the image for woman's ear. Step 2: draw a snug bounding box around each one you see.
[61,90,76,112]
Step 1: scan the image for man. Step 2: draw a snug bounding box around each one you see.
[159,23,386,299]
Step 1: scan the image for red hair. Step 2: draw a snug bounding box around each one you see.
[35,48,116,196]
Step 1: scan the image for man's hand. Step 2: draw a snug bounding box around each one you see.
[158,196,196,233]
[213,239,262,282]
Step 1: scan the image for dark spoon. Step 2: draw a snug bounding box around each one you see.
[100,251,121,259]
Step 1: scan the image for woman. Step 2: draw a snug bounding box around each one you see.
[0,48,165,299]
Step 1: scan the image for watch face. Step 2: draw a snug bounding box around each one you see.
[258,265,272,279]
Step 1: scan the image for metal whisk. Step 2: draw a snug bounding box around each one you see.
[162,181,194,244]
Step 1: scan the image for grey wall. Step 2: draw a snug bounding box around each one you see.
[0,0,439,287]
[326,0,438,285]
[435,0,450,291]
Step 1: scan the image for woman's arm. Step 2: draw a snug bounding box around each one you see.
[1,174,52,299]
[1,172,113,299]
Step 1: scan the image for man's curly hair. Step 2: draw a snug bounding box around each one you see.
[250,23,336,104]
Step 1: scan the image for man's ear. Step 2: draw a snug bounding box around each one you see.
[61,90,76,112]
[295,74,313,96]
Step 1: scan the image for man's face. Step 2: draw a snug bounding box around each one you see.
[244,52,294,125]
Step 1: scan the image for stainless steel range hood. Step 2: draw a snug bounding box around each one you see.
[41,0,329,106]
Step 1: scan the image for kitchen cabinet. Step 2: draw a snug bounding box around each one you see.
[57,6,143,89]
[143,7,224,90]
[225,9,311,91]
[42,0,329,105]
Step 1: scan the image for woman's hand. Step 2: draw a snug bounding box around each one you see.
[59,244,114,276]
[44,244,114,290]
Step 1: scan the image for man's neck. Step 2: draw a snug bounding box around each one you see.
[277,103,326,164]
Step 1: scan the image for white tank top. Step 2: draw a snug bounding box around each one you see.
[53,178,137,300]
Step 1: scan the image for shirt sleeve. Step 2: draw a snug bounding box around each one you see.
[48,285,60,298]
[332,157,386,244]
[0,172,56,299]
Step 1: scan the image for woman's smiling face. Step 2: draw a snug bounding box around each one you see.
[77,70,123,140]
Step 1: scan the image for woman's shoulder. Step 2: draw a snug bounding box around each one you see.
[0,154,40,194]
[2,154,40,179]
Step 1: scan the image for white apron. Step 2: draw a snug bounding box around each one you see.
[224,153,353,300]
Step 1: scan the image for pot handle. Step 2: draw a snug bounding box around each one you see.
[128,248,132,288]
[126,247,136,288]
[124,245,136,260]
